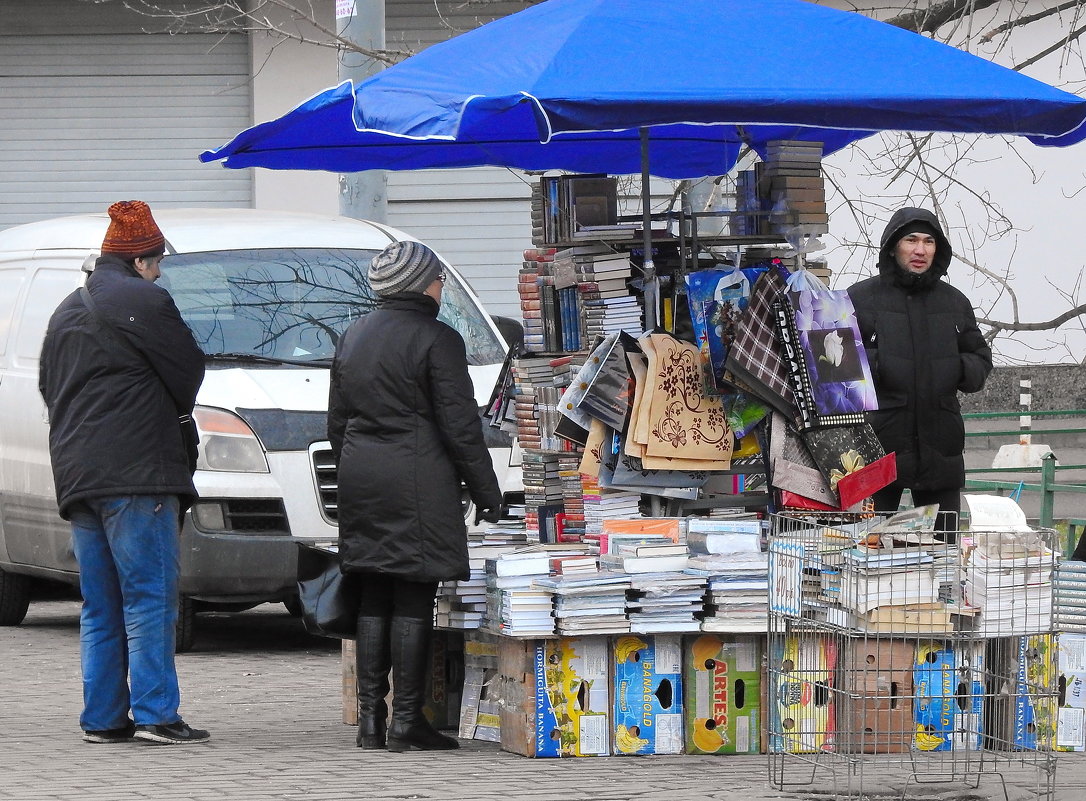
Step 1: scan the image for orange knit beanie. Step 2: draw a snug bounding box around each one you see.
[101,200,166,259]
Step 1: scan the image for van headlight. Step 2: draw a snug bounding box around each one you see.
[192,406,269,473]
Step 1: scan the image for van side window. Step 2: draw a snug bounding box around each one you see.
[0,268,26,357]
[15,268,78,363]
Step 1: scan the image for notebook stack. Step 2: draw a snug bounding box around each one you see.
[1056,561,1086,633]
[536,571,633,635]
[583,294,643,339]
[484,549,558,636]
[600,537,690,575]
[692,552,771,633]
[964,544,1054,636]
[626,572,706,633]
[437,521,532,630]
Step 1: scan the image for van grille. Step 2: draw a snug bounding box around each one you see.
[310,443,338,524]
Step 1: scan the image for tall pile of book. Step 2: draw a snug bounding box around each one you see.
[964,541,1055,636]
[484,549,559,636]
[684,517,769,632]
[519,248,553,353]
[761,139,827,236]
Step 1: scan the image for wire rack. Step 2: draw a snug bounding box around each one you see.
[766,512,1060,801]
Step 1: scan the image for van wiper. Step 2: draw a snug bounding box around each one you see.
[205,352,332,368]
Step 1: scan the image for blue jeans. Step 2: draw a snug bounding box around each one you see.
[70,495,182,730]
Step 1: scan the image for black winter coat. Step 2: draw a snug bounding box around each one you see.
[38,256,206,518]
[328,293,502,582]
[847,208,992,491]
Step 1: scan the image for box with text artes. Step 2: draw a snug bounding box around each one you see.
[612,634,684,755]
[683,633,763,754]
[497,636,611,757]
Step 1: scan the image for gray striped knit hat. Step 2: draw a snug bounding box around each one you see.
[368,240,443,297]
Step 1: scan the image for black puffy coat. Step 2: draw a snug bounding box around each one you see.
[847,208,992,491]
[38,256,206,518]
[328,293,502,582]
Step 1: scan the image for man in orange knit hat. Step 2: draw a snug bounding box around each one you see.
[39,201,209,744]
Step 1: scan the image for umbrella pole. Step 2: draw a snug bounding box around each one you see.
[639,127,659,332]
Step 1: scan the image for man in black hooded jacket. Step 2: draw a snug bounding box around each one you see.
[848,207,992,533]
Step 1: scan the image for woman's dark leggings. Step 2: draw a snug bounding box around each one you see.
[357,574,438,621]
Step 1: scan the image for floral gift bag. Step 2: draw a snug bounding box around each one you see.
[773,269,877,430]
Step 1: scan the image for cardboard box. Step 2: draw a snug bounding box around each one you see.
[422,630,464,730]
[683,633,762,754]
[839,638,914,753]
[1014,634,1058,751]
[769,634,836,753]
[1058,633,1086,752]
[612,634,684,755]
[459,632,501,742]
[497,636,611,757]
[913,640,986,752]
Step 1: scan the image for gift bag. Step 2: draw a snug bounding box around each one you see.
[774,269,877,429]
[297,543,361,640]
[799,423,897,510]
[685,267,761,392]
[724,262,796,419]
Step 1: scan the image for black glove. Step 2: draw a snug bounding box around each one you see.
[473,505,504,526]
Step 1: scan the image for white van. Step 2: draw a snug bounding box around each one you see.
[0,209,521,648]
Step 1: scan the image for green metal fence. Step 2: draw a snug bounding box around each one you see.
[961,410,1086,553]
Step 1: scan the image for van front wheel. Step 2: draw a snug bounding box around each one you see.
[0,567,32,626]
[175,595,197,653]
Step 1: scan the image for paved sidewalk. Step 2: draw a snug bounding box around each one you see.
[3,598,1085,801]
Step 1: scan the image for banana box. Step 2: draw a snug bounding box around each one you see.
[913,640,985,752]
[1057,633,1086,751]
[1014,634,1058,750]
[838,638,914,754]
[423,630,464,731]
[683,633,762,754]
[497,636,611,757]
[612,634,684,755]
[768,634,837,753]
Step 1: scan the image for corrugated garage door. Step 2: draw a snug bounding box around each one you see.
[384,1,536,320]
[0,2,251,231]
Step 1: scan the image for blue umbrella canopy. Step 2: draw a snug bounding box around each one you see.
[201,0,1086,177]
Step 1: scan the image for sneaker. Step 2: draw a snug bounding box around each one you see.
[133,720,210,745]
[83,721,136,744]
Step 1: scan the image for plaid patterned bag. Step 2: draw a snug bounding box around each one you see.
[724,261,796,418]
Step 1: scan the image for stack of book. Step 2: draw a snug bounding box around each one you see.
[964,545,1055,636]
[532,173,619,246]
[838,547,939,615]
[761,139,827,236]
[557,454,586,542]
[511,356,562,451]
[437,520,531,629]
[1056,560,1086,632]
[521,450,564,542]
[686,551,770,632]
[483,546,587,636]
[518,248,553,353]
[536,571,633,635]
[582,485,642,539]
[582,294,642,339]
[600,538,690,574]
[626,572,706,633]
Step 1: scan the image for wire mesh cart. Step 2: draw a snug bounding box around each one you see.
[766,512,1060,800]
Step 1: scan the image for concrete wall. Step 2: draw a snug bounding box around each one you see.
[961,365,1086,413]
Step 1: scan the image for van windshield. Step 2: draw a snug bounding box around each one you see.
[159,248,506,366]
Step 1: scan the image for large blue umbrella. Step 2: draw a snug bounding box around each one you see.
[199,0,1086,325]
[200,0,1086,175]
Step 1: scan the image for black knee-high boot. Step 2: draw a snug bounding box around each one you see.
[385,616,459,752]
[355,614,391,749]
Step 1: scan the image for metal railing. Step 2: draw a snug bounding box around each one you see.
[961,409,1086,552]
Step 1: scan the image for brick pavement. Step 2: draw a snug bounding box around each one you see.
[3,598,1085,801]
